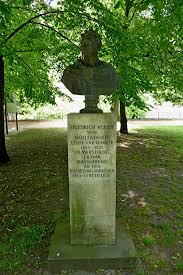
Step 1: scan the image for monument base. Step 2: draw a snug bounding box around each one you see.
[48,219,138,274]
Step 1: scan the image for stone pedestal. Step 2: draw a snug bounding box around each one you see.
[68,113,116,245]
[48,113,138,273]
[48,220,138,273]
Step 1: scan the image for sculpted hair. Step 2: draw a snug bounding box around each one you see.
[81,29,102,51]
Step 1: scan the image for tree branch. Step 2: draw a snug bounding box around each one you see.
[128,9,137,24]
[0,10,65,46]
[4,48,48,58]
[125,0,134,18]
[8,6,34,12]
[125,0,144,28]
[15,54,53,92]
[16,48,48,53]
[15,54,33,71]
[32,22,81,50]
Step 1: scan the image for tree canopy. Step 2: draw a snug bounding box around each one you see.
[0,0,182,107]
[0,0,183,164]
[0,0,79,105]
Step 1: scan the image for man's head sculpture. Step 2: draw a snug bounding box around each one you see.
[81,29,102,66]
[62,30,120,113]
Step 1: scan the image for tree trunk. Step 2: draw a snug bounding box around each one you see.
[120,99,128,134]
[0,55,10,164]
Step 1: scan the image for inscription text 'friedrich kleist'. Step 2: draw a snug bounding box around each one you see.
[68,119,116,181]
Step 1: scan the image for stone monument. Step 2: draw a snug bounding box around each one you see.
[48,30,137,273]
[62,30,119,114]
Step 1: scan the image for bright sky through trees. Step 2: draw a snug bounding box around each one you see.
[0,0,182,163]
[45,0,58,8]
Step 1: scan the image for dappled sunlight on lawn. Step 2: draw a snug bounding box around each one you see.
[117,141,131,148]
[1,126,182,273]
[138,197,148,207]
[117,131,166,153]
[120,191,148,208]
[116,126,183,272]
[121,190,137,199]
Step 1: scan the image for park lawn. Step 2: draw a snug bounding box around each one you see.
[0,126,182,274]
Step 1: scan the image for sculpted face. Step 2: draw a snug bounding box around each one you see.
[62,29,120,113]
[81,30,102,66]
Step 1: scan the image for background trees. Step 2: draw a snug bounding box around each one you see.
[89,0,183,131]
[0,0,79,163]
[0,0,183,163]
[56,0,183,131]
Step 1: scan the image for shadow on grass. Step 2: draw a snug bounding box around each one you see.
[116,127,183,273]
[0,126,182,273]
[1,128,69,273]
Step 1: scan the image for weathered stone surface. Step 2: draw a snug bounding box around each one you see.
[62,30,120,113]
[62,61,120,96]
[68,113,116,245]
[48,219,137,274]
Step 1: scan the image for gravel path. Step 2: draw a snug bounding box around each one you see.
[6,118,183,134]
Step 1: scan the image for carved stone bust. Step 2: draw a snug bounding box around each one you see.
[62,30,120,113]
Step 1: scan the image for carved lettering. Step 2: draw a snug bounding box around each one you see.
[69,122,116,180]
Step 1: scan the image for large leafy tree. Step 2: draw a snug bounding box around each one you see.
[63,0,183,130]
[0,0,183,163]
[98,0,183,131]
[0,0,80,164]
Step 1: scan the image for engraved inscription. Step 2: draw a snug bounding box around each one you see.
[68,114,116,245]
[69,123,115,180]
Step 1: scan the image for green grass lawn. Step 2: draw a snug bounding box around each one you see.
[0,126,182,274]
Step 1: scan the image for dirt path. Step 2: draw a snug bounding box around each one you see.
[6,118,183,134]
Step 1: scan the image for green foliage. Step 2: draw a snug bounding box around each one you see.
[160,223,175,246]
[0,0,80,106]
[1,126,182,272]
[0,225,48,272]
[126,104,146,118]
[18,102,65,119]
[176,262,183,272]
[0,0,183,108]
[62,0,183,107]
[143,235,156,247]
